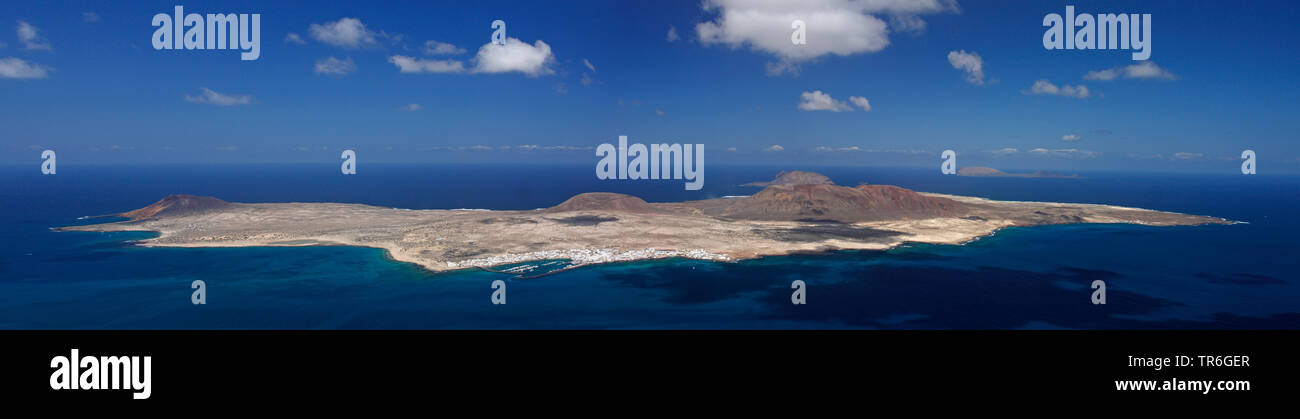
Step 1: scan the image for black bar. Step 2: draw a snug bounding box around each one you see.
[1,330,1292,404]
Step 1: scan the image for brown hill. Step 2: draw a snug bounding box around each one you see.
[743,170,835,186]
[679,183,965,222]
[118,195,232,220]
[545,192,662,214]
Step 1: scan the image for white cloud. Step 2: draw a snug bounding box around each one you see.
[471,38,556,76]
[388,55,466,74]
[399,103,423,112]
[184,88,253,106]
[655,108,665,116]
[422,40,465,55]
[809,146,933,154]
[666,26,680,42]
[766,145,785,152]
[798,90,853,112]
[555,83,567,94]
[989,147,1019,155]
[813,145,868,152]
[17,21,51,50]
[765,61,800,76]
[696,0,957,75]
[308,18,380,48]
[1062,134,1081,142]
[1027,148,1098,158]
[82,12,100,23]
[479,144,593,152]
[314,56,356,75]
[1172,152,1204,160]
[849,96,871,111]
[1081,68,1117,81]
[947,50,984,85]
[1023,79,1091,99]
[889,14,928,33]
[0,57,52,79]
[284,33,306,44]
[580,58,598,86]
[390,38,557,77]
[1085,61,1177,81]
[1125,62,1177,79]
[875,148,929,154]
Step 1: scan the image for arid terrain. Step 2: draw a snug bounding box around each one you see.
[57,172,1231,273]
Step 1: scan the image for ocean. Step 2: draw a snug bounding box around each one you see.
[1,164,1296,329]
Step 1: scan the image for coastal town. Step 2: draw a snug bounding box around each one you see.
[446,248,733,269]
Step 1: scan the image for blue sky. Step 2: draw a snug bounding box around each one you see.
[2,0,1298,173]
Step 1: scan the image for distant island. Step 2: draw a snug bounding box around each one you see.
[958,166,1081,178]
[743,170,835,186]
[58,171,1227,273]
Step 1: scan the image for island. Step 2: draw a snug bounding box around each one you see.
[958,166,1081,178]
[57,171,1229,273]
[742,170,836,186]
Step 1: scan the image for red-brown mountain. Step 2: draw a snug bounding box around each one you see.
[742,170,835,186]
[544,192,663,214]
[677,183,965,222]
[544,172,966,222]
[118,195,232,220]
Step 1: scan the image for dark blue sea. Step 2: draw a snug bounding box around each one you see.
[1,164,1296,329]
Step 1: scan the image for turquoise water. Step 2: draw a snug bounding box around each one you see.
[1,164,1296,329]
